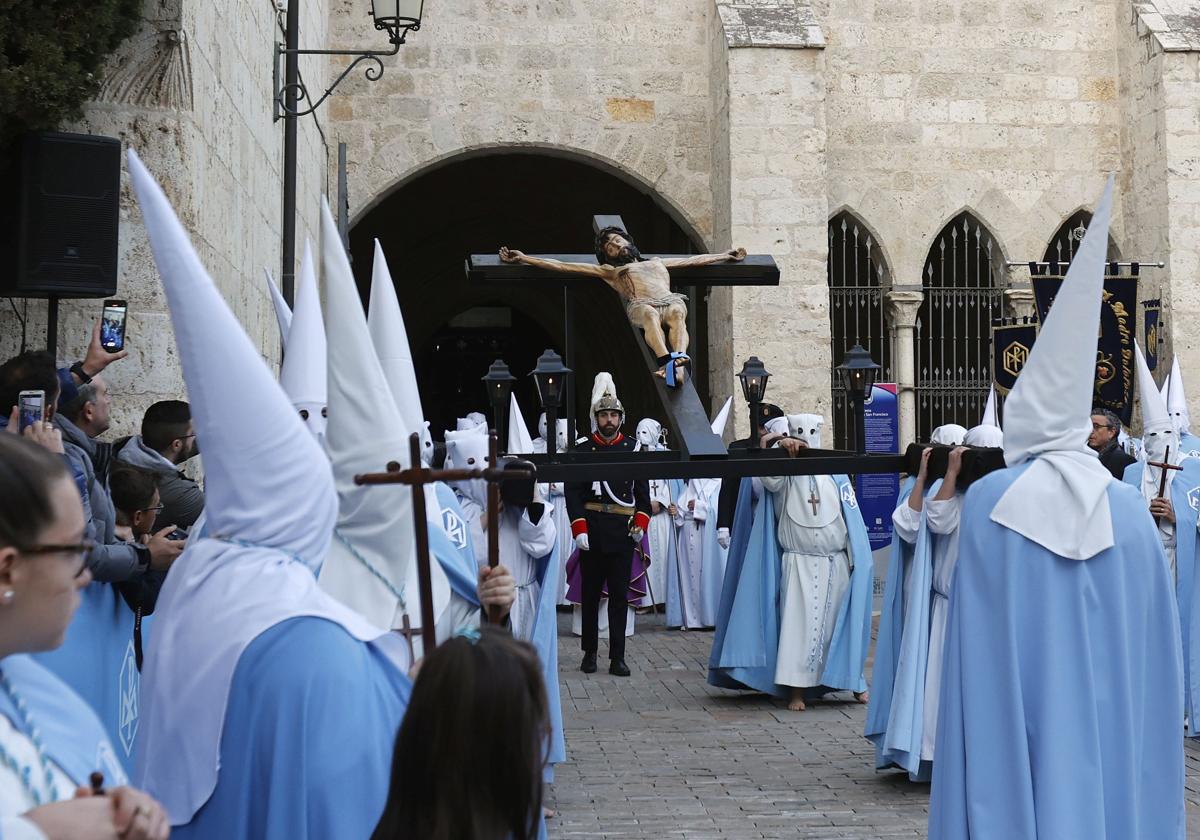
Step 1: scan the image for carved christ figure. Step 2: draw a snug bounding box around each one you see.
[500,227,746,383]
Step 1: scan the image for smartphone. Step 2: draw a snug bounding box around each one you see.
[100,300,128,353]
[166,529,189,542]
[18,390,44,432]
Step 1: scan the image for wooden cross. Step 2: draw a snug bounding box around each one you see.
[467,214,779,459]
[1149,445,1184,525]
[354,431,535,652]
[808,488,821,516]
[397,614,419,662]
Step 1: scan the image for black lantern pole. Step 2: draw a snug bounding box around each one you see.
[482,359,517,451]
[275,1,425,305]
[836,344,881,454]
[531,350,573,462]
[737,356,771,452]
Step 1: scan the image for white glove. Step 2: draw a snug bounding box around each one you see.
[575,533,590,552]
[717,527,731,549]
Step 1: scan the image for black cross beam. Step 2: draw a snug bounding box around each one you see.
[467,214,779,459]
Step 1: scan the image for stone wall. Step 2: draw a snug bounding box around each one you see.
[0,0,331,436]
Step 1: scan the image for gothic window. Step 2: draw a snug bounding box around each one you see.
[915,213,1004,440]
[1042,210,1121,267]
[827,212,892,450]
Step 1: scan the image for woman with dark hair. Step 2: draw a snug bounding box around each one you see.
[0,434,169,839]
[372,627,550,840]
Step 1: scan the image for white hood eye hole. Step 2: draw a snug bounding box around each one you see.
[321,407,328,418]
[299,409,309,420]
[467,457,476,465]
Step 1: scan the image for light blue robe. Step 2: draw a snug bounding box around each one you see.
[1180,432,1200,458]
[172,617,411,840]
[0,654,128,790]
[433,481,482,609]
[529,539,566,783]
[708,475,874,697]
[1122,458,1200,726]
[33,581,146,775]
[707,479,763,691]
[929,463,1185,839]
[864,476,934,781]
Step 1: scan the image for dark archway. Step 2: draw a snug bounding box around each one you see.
[348,152,707,439]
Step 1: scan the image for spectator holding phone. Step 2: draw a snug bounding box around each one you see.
[115,401,204,530]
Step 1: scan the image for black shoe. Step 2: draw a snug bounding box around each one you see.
[580,653,597,673]
[609,659,631,677]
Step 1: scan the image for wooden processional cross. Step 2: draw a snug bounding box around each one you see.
[355,432,534,654]
[1149,445,1184,526]
[467,214,780,459]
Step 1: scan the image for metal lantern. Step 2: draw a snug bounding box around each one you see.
[738,356,771,404]
[836,344,881,402]
[371,0,425,44]
[482,359,516,414]
[531,350,572,411]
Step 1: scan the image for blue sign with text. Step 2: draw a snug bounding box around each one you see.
[856,383,900,552]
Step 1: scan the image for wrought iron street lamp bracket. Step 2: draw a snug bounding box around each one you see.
[273,40,401,122]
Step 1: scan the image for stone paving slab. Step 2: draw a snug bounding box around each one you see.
[546,611,1200,838]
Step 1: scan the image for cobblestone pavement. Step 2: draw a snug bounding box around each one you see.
[547,611,1200,839]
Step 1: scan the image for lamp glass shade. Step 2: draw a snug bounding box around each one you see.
[737,356,771,404]
[531,350,572,411]
[482,359,516,410]
[836,344,881,399]
[371,0,424,40]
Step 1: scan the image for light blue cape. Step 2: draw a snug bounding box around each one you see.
[929,464,1185,839]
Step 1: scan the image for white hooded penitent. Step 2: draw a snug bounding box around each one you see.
[711,396,733,437]
[508,393,535,455]
[317,200,449,632]
[1166,355,1192,437]
[367,240,434,466]
[263,268,292,349]
[126,151,392,824]
[990,177,1115,560]
[1135,341,1181,498]
[787,413,824,449]
[278,239,327,440]
[981,385,999,429]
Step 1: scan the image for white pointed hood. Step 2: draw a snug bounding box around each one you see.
[458,413,488,433]
[126,151,392,824]
[317,199,448,632]
[1166,355,1191,436]
[711,396,733,437]
[787,413,824,449]
[930,424,968,446]
[278,239,327,440]
[534,412,568,455]
[964,424,1004,448]
[263,268,292,349]
[1135,340,1180,485]
[507,393,535,454]
[635,418,664,451]
[990,177,1115,560]
[445,426,490,507]
[981,385,999,428]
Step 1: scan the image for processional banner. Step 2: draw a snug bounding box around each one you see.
[1143,299,1161,373]
[1030,272,1137,425]
[991,322,1038,395]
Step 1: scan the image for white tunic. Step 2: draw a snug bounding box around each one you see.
[0,713,75,840]
[763,474,851,688]
[1140,462,1182,580]
[921,494,963,760]
[498,503,557,641]
[671,478,721,628]
[532,437,575,605]
[645,478,674,606]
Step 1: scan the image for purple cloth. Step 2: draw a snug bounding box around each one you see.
[565,535,651,604]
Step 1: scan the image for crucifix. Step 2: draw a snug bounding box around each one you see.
[1149,445,1183,526]
[808,487,821,516]
[355,431,534,654]
[468,214,779,458]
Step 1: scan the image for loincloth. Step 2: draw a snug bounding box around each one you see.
[625,292,688,318]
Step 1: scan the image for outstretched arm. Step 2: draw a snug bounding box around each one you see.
[499,246,609,278]
[661,247,747,269]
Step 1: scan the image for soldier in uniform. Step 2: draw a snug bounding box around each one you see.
[567,373,651,677]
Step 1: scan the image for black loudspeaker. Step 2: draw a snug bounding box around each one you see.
[0,132,121,298]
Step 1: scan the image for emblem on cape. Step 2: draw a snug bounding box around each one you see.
[441,507,468,550]
[840,482,858,509]
[1189,487,1200,513]
[1003,342,1029,378]
[118,640,139,757]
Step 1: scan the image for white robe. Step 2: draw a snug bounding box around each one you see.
[922,494,962,760]
[671,478,721,628]
[0,714,76,840]
[497,503,557,641]
[1140,461,1182,579]
[763,474,851,688]
[532,437,575,605]
[645,478,675,606]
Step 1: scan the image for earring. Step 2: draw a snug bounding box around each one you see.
[1,591,13,603]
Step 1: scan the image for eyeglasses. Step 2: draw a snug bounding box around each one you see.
[18,541,95,578]
[138,504,165,514]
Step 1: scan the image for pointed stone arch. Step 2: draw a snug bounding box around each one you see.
[915,211,1007,439]
[1041,209,1123,267]
[826,209,894,450]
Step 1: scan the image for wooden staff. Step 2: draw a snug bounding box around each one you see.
[486,431,503,625]
[354,434,537,646]
[1149,445,1183,526]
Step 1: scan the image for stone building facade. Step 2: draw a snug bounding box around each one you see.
[5,0,1200,447]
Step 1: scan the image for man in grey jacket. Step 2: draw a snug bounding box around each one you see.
[115,400,204,529]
